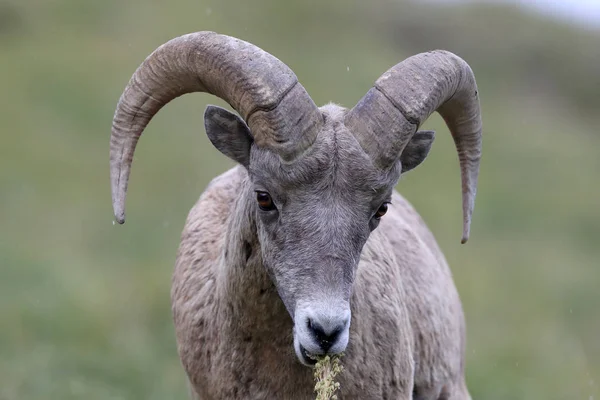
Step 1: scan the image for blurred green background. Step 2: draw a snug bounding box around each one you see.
[1,0,598,398]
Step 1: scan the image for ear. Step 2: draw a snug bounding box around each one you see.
[399,130,435,173]
[204,105,253,168]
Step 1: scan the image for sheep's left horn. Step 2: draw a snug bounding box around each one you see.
[345,50,482,243]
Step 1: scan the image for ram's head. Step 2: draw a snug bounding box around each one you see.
[110,32,482,365]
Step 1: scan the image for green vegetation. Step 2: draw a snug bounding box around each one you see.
[313,355,343,400]
[0,0,598,399]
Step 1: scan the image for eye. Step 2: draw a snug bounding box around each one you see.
[256,191,276,211]
[374,202,389,219]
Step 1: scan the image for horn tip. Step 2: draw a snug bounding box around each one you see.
[114,209,126,225]
[461,225,470,244]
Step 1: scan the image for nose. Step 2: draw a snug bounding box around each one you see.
[307,317,345,353]
[295,306,351,359]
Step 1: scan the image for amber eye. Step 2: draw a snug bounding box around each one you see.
[375,202,389,219]
[256,191,276,211]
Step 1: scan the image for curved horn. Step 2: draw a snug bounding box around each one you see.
[345,50,482,243]
[110,32,322,224]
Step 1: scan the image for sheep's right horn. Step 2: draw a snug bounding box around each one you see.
[110,32,322,224]
[345,51,482,243]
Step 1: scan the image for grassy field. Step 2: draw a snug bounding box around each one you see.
[1,0,599,398]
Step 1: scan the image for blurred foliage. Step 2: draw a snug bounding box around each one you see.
[0,0,599,399]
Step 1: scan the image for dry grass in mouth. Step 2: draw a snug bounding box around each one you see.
[312,354,344,400]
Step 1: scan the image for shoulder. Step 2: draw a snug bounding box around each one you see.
[175,166,246,274]
[183,166,247,233]
[374,190,447,266]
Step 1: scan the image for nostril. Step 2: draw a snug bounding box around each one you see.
[307,318,343,353]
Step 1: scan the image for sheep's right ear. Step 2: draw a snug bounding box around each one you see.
[204,105,253,168]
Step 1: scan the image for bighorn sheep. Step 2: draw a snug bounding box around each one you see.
[110,32,481,399]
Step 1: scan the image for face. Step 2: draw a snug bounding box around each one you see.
[248,106,401,365]
[205,103,432,366]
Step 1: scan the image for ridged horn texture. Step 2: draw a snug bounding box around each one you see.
[345,50,482,243]
[110,32,322,224]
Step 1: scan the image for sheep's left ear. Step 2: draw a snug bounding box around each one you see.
[399,130,435,173]
[204,105,253,168]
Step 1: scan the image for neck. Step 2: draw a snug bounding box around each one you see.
[216,175,291,338]
[210,172,312,394]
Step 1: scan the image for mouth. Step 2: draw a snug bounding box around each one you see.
[298,344,317,366]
